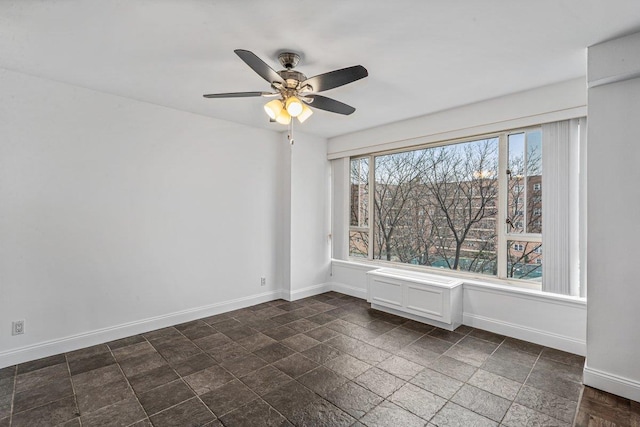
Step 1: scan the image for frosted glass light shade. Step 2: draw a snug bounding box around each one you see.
[264,99,283,120]
[275,109,291,125]
[297,104,313,123]
[285,96,304,117]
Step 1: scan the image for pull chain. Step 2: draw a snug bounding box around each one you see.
[288,118,295,145]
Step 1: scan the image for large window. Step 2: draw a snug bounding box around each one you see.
[349,128,544,284]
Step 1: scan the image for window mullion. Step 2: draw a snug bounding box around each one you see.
[497,133,508,278]
[368,154,374,260]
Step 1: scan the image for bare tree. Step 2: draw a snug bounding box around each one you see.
[419,139,499,271]
[368,138,499,273]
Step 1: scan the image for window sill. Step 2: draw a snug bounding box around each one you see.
[332,258,586,304]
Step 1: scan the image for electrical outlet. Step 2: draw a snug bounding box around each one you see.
[12,320,25,336]
[260,277,266,286]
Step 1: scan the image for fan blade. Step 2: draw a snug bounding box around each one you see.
[301,65,368,93]
[305,95,356,115]
[203,92,272,98]
[234,49,285,85]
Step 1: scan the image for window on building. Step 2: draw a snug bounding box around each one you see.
[348,127,545,284]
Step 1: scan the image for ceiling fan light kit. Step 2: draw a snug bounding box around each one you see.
[203,49,368,142]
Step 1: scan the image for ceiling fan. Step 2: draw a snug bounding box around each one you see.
[203,49,368,125]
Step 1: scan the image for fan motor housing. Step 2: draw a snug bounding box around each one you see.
[277,70,307,89]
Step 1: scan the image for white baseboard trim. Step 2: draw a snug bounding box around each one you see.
[329,282,367,299]
[283,283,332,301]
[463,313,586,355]
[583,365,640,402]
[0,290,282,369]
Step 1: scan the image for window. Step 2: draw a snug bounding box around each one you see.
[348,128,544,284]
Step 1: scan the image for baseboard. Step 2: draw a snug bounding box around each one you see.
[0,290,282,369]
[463,313,586,355]
[583,365,640,402]
[329,282,367,299]
[284,283,332,301]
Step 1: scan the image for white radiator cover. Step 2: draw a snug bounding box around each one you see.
[366,268,463,330]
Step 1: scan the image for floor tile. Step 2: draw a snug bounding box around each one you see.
[525,367,582,402]
[450,384,511,422]
[430,401,498,427]
[111,341,155,362]
[193,332,233,351]
[237,332,278,352]
[241,365,293,396]
[326,381,383,419]
[252,342,295,363]
[262,381,320,420]
[72,364,123,394]
[396,344,441,367]
[119,352,167,378]
[106,335,147,351]
[262,325,299,341]
[429,355,477,382]
[66,344,110,362]
[410,368,463,399]
[14,363,70,393]
[281,333,320,352]
[149,397,215,427]
[389,383,447,420]
[375,355,424,381]
[219,399,292,427]
[304,326,341,342]
[207,342,248,363]
[355,367,405,398]
[200,379,258,417]
[539,347,585,367]
[515,384,577,423]
[128,364,179,394]
[17,354,66,375]
[468,328,505,344]
[501,337,544,355]
[302,343,344,364]
[468,369,521,400]
[428,328,467,344]
[138,379,195,416]
[174,321,217,341]
[76,376,134,415]
[219,353,268,378]
[289,398,355,427]
[359,400,426,427]
[183,365,235,395]
[12,376,74,414]
[69,352,116,376]
[324,354,372,380]
[272,353,320,378]
[411,335,453,354]
[298,366,349,398]
[481,354,531,383]
[12,395,78,427]
[502,402,570,427]
[171,352,217,377]
[80,397,146,427]
[444,342,492,367]
[492,344,539,367]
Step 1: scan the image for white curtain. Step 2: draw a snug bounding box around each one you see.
[542,119,581,295]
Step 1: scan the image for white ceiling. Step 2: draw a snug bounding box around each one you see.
[1,1,639,138]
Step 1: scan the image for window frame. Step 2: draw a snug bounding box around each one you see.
[348,127,544,288]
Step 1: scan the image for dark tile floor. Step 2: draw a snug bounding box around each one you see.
[0,291,586,426]
[574,385,640,426]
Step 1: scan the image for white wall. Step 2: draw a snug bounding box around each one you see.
[328,78,586,159]
[584,32,640,401]
[0,69,289,366]
[289,133,331,297]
